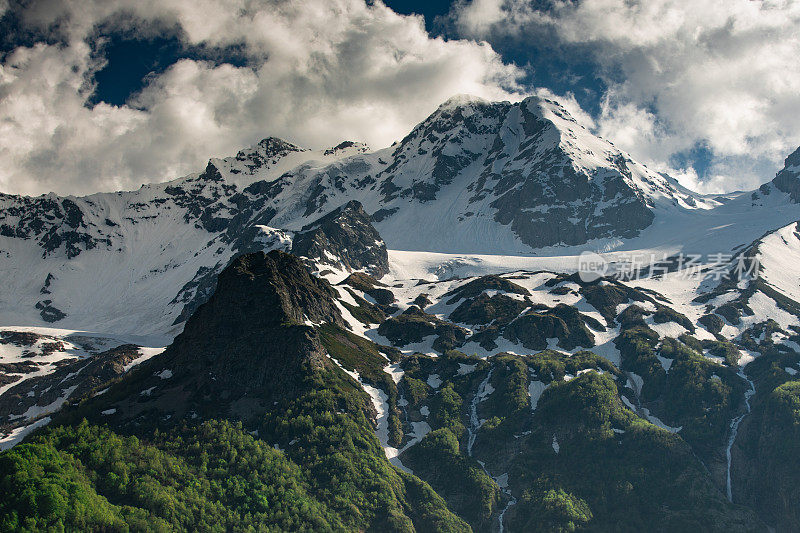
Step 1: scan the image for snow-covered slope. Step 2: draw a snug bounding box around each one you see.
[1,94,799,339]
[0,139,373,335]
[757,222,800,303]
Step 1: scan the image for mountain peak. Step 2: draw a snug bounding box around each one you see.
[153,250,346,398]
[438,93,489,110]
[323,140,369,156]
[785,146,800,170]
[292,200,389,277]
[771,145,800,202]
[46,250,354,434]
[232,136,306,166]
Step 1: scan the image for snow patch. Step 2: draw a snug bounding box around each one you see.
[427,374,442,389]
[528,380,547,411]
[657,355,673,372]
[0,417,51,451]
[457,363,477,375]
[384,363,404,384]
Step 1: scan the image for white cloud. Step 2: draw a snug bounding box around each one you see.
[0,0,523,195]
[535,87,597,130]
[450,0,800,192]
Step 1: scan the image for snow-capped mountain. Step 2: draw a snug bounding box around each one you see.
[1,95,800,339]
[3,100,800,531]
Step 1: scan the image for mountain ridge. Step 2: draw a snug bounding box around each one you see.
[2,94,800,337]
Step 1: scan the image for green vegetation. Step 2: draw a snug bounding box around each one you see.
[733,379,800,531]
[701,339,741,367]
[514,485,592,532]
[319,323,403,446]
[525,350,619,384]
[377,307,467,352]
[429,383,466,435]
[578,282,652,325]
[728,327,800,531]
[386,345,758,531]
[2,252,790,532]
[503,305,595,351]
[0,364,470,532]
[477,355,530,442]
[402,429,501,531]
[652,306,695,333]
[615,324,665,401]
[0,420,338,532]
[449,293,528,326]
[340,292,386,325]
[505,372,759,531]
[256,364,470,532]
[616,323,744,455]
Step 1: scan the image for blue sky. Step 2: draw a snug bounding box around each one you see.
[0,0,798,195]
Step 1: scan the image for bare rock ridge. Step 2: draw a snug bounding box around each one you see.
[159,250,346,398]
[52,250,358,434]
[291,199,389,277]
[172,199,387,326]
[770,146,800,202]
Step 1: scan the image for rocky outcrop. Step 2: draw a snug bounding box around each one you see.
[0,194,102,259]
[163,250,345,393]
[503,304,596,351]
[771,146,800,202]
[0,344,142,427]
[378,306,468,353]
[339,272,395,305]
[169,201,390,327]
[450,293,529,325]
[699,314,725,335]
[292,200,389,277]
[54,251,356,432]
[443,275,529,305]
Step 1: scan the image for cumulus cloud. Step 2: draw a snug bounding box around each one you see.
[0,0,523,195]
[450,0,800,192]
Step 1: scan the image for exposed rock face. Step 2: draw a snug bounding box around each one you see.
[0,344,142,426]
[359,96,675,249]
[1,99,793,335]
[503,304,596,351]
[14,249,473,533]
[35,300,66,322]
[771,146,800,202]
[172,201,388,325]
[232,137,305,172]
[292,200,389,277]
[0,195,101,259]
[339,272,395,306]
[733,381,800,531]
[378,306,468,353]
[450,293,529,325]
[443,275,529,305]
[698,314,725,335]
[485,128,655,247]
[55,251,355,432]
[164,250,345,394]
